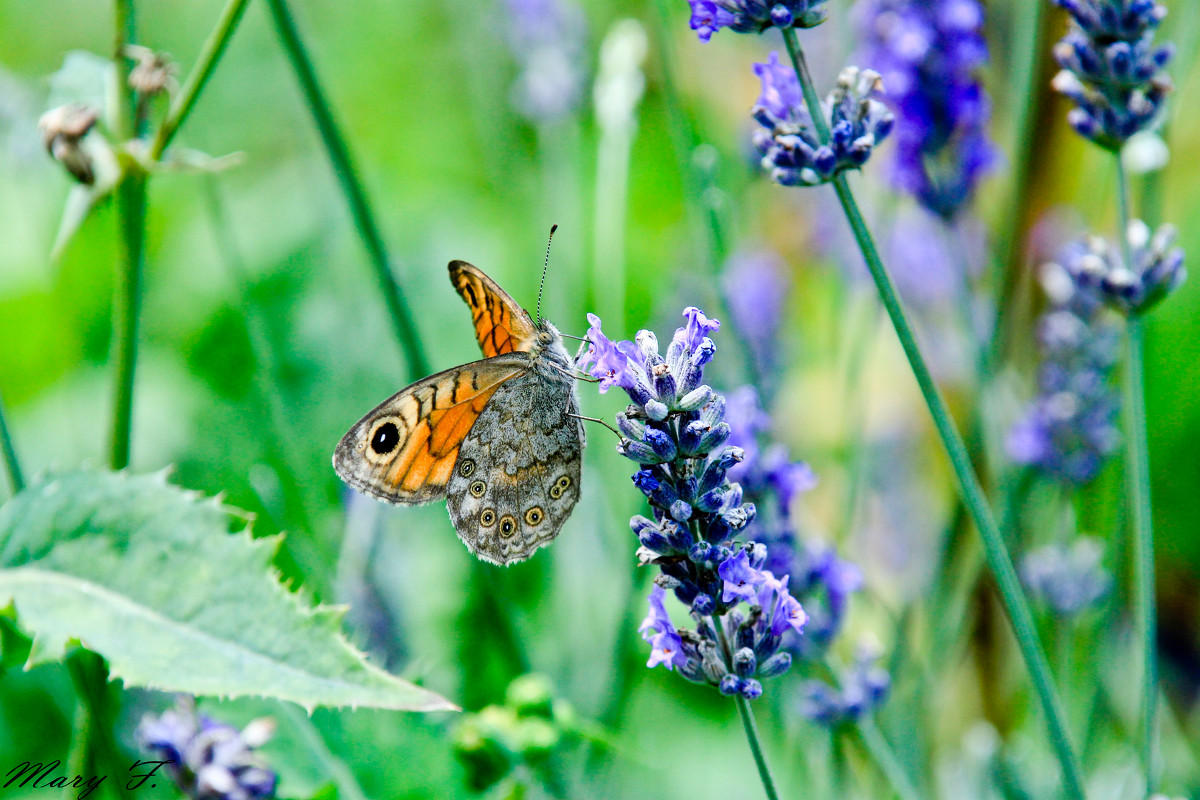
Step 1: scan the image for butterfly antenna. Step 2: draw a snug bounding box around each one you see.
[536,223,557,323]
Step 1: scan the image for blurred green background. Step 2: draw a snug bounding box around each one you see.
[1,0,1199,797]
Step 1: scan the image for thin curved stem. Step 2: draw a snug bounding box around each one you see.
[735,694,781,800]
[780,27,1086,800]
[1115,157,1158,799]
[713,619,780,800]
[264,0,431,378]
[150,0,252,160]
[856,715,922,800]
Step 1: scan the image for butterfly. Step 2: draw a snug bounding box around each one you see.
[333,261,586,565]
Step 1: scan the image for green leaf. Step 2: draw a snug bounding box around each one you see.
[0,468,456,713]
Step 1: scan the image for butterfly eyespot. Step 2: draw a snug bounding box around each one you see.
[549,475,572,498]
[369,422,400,455]
[469,480,486,497]
[525,507,544,526]
[459,459,476,477]
[499,515,517,537]
[480,509,496,526]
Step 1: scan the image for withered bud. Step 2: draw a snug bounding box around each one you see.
[128,47,176,96]
[38,104,100,184]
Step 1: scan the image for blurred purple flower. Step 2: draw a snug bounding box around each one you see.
[800,649,890,726]
[501,0,587,122]
[137,699,277,800]
[722,250,790,381]
[854,0,996,218]
[1020,537,1112,617]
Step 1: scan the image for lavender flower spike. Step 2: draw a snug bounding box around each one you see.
[752,54,894,187]
[687,0,830,41]
[580,307,807,699]
[1050,0,1175,149]
[855,0,996,218]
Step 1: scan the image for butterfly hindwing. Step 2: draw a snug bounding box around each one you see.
[333,354,531,504]
[446,344,584,565]
[449,260,539,357]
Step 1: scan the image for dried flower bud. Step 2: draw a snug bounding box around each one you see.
[38,104,100,184]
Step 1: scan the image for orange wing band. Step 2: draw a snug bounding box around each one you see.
[382,375,504,493]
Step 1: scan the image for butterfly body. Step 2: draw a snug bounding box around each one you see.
[333,261,585,565]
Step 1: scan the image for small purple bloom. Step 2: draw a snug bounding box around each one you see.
[718,548,763,603]
[580,313,642,393]
[753,52,803,122]
[688,0,737,41]
[640,586,689,670]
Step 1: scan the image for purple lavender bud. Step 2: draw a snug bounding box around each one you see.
[719,674,744,696]
[677,384,714,411]
[734,647,758,678]
[692,593,715,615]
[759,651,793,677]
[618,437,661,464]
[644,427,679,461]
[616,411,646,440]
[740,679,764,699]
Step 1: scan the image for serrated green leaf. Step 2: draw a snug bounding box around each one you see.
[0,468,456,713]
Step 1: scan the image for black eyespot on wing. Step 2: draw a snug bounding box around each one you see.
[499,515,517,537]
[460,459,475,477]
[525,507,544,526]
[481,509,496,526]
[370,422,400,454]
[469,480,486,497]
[549,475,572,499]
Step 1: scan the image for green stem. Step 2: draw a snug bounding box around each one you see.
[855,716,922,800]
[150,0,252,160]
[780,28,1086,800]
[263,0,430,378]
[0,389,25,494]
[109,169,147,471]
[735,694,780,800]
[1117,159,1158,798]
[713,619,780,800]
[66,650,134,800]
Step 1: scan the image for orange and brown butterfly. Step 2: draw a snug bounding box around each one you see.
[332,260,586,565]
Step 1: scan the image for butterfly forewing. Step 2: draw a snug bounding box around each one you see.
[333,355,530,504]
[449,260,539,357]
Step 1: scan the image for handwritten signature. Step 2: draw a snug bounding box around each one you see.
[4,759,173,800]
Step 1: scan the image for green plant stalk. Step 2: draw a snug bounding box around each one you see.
[780,28,1086,800]
[109,168,147,471]
[66,651,135,800]
[264,0,430,378]
[150,0,252,160]
[0,389,24,494]
[1116,157,1158,799]
[855,716,922,800]
[713,619,780,800]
